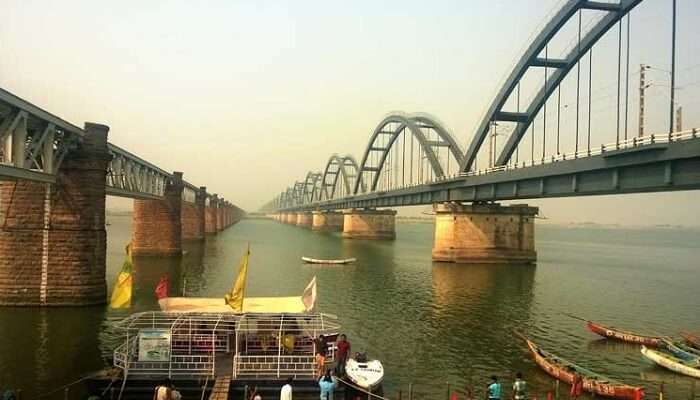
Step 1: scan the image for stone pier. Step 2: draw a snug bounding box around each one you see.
[432,203,538,264]
[181,186,206,241]
[296,211,312,228]
[0,123,110,305]
[312,211,344,232]
[216,198,225,232]
[342,209,396,239]
[132,172,184,256]
[285,212,297,225]
[205,194,218,234]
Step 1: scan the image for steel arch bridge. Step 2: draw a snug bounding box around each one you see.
[262,0,700,213]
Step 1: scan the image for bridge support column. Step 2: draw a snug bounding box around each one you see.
[132,172,184,256]
[342,209,396,240]
[0,123,110,306]
[312,211,344,232]
[205,194,218,234]
[432,203,538,264]
[285,212,296,224]
[181,186,206,241]
[216,199,224,232]
[296,211,312,228]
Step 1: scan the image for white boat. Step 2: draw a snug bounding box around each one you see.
[302,257,356,264]
[641,345,700,379]
[345,357,384,389]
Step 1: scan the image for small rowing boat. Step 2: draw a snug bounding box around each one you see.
[641,345,700,379]
[346,354,384,390]
[301,257,356,264]
[525,338,644,399]
[681,332,700,349]
[661,339,700,364]
[587,321,661,347]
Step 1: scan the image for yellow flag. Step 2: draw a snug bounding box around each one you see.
[110,243,133,309]
[225,245,250,311]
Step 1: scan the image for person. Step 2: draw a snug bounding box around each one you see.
[569,368,583,399]
[335,334,351,377]
[512,372,527,400]
[249,386,262,400]
[153,379,173,400]
[314,334,327,355]
[318,369,338,400]
[315,349,326,378]
[487,376,502,400]
[280,377,293,400]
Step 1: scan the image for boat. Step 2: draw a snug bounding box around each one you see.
[681,332,700,349]
[345,354,384,390]
[661,339,700,363]
[587,321,661,347]
[524,338,644,399]
[158,246,318,313]
[641,345,700,379]
[302,257,356,264]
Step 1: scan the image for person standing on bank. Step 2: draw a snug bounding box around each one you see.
[335,334,351,377]
[512,372,527,400]
[280,377,293,400]
[487,376,502,400]
[318,369,338,400]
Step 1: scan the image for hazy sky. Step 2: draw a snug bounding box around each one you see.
[1,0,699,226]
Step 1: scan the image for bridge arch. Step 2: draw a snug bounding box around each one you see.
[354,114,464,194]
[301,171,323,204]
[320,154,365,200]
[461,0,644,172]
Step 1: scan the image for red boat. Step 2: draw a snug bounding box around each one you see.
[681,331,700,349]
[525,338,644,399]
[587,321,661,347]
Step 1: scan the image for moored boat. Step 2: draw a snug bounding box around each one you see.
[661,339,700,364]
[345,355,384,390]
[587,321,661,347]
[525,338,644,399]
[302,257,356,264]
[641,345,700,379]
[681,332,700,349]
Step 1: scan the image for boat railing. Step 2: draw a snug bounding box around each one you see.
[233,353,315,380]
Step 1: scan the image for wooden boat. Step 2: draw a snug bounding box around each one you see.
[641,345,700,379]
[525,338,644,399]
[301,257,356,264]
[681,332,700,349]
[661,339,700,363]
[587,321,661,347]
[346,356,384,390]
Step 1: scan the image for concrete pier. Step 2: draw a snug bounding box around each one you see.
[132,172,184,256]
[0,123,110,305]
[205,194,218,234]
[285,212,297,225]
[296,212,312,228]
[342,208,396,239]
[312,211,344,232]
[432,203,538,264]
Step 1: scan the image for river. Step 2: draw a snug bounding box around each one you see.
[0,215,698,399]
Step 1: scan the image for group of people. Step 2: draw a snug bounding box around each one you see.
[485,371,583,400]
[153,379,182,400]
[314,333,351,379]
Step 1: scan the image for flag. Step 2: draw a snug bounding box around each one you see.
[155,275,169,300]
[225,244,250,311]
[109,243,133,309]
[301,276,317,311]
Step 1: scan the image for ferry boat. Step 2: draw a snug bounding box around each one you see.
[90,311,343,399]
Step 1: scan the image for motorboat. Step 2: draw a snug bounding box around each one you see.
[345,354,384,390]
[302,257,356,264]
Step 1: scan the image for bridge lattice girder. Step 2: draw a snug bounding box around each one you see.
[462,0,644,172]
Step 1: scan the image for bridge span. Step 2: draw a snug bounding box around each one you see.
[0,88,244,306]
[262,0,700,265]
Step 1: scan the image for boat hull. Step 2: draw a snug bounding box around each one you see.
[345,358,384,390]
[681,332,700,350]
[302,257,356,264]
[662,340,700,364]
[641,346,700,379]
[526,339,644,399]
[587,321,661,347]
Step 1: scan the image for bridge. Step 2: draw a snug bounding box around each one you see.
[0,88,244,306]
[263,0,700,263]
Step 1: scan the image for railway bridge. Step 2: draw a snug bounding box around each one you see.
[262,0,700,264]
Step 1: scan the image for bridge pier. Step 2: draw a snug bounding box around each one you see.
[296,211,312,228]
[432,203,538,264]
[0,123,110,306]
[132,172,184,256]
[181,186,206,242]
[342,209,396,239]
[205,194,218,234]
[285,212,297,225]
[216,198,225,232]
[312,211,344,232]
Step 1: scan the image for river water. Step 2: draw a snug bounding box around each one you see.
[0,215,698,399]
